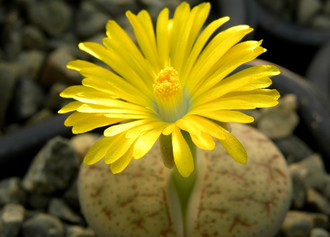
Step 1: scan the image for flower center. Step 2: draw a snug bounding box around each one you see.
[153,67,187,122]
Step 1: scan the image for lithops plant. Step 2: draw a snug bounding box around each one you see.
[78,123,292,237]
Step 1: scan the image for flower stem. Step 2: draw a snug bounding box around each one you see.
[171,131,197,224]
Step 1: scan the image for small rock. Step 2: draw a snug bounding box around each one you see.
[297,0,322,24]
[23,108,54,127]
[325,0,330,15]
[0,204,25,237]
[63,178,79,209]
[257,94,299,139]
[40,46,81,87]
[309,213,329,229]
[310,228,330,237]
[321,175,330,200]
[9,77,45,121]
[311,14,330,30]
[26,193,50,210]
[18,50,46,81]
[2,11,23,60]
[0,177,26,207]
[21,25,46,51]
[306,189,330,215]
[70,134,100,161]
[27,0,72,37]
[22,213,64,237]
[274,135,314,164]
[65,225,95,237]
[75,0,110,38]
[22,136,79,195]
[93,0,139,17]
[46,83,70,111]
[0,62,20,127]
[48,198,84,225]
[289,154,326,191]
[281,211,314,237]
[291,172,307,209]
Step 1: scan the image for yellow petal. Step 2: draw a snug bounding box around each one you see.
[162,123,175,135]
[218,129,247,164]
[58,101,83,114]
[60,86,96,98]
[172,126,194,177]
[110,145,134,174]
[104,133,137,164]
[79,67,150,105]
[156,8,170,68]
[182,115,225,140]
[72,116,123,134]
[193,65,279,107]
[79,42,152,95]
[133,126,164,159]
[77,104,152,115]
[84,136,114,165]
[126,120,166,138]
[104,119,153,137]
[191,131,215,150]
[180,16,230,86]
[67,60,99,71]
[126,11,160,72]
[175,117,201,135]
[196,110,254,123]
[186,25,253,92]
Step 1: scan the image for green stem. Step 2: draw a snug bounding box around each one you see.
[171,131,197,225]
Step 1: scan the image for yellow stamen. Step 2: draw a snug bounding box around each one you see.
[153,67,188,122]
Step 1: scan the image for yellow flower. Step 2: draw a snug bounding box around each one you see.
[58,2,280,177]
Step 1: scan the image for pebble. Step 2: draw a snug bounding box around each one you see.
[18,50,46,81]
[321,175,330,200]
[75,0,110,38]
[10,77,45,121]
[280,211,314,237]
[23,108,54,127]
[311,14,330,30]
[93,0,139,17]
[27,0,72,37]
[289,154,326,191]
[0,62,20,127]
[0,177,26,207]
[257,94,299,139]
[48,198,84,225]
[310,228,330,237]
[274,135,314,164]
[21,25,46,51]
[63,178,79,209]
[40,46,81,87]
[291,171,307,209]
[22,136,79,195]
[64,225,95,237]
[297,0,322,24]
[21,213,64,237]
[46,83,69,111]
[0,204,25,237]
[27,193,50,210]
[306,189,330,215]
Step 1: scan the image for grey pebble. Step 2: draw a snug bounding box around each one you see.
[0,204,25,237]
[27,0,72,37]
[306,189,330,215]
[0,177,26,207]
[310,228,330,237]
[22,213,64,237]
[21,25,46,51]
[40,46,81,87]
[48,198,84,225]
[18,50,46,81]
[0,62,20,128]
[281,211,313,237]
[10,77,45,121]
[22,136,79,195]
[75,0,110,38]
[64,225,95,237]
[289,154,326,191]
